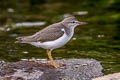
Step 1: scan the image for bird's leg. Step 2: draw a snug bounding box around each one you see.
[47,50,60,68]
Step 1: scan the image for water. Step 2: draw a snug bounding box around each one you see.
[0,0,120,74]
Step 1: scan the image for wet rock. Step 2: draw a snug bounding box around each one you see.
[0,59,103,80]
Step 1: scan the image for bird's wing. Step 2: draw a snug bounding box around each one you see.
[16,23,65,43]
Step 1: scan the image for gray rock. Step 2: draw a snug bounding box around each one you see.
[93,72,120,80]
[0,59,103,80]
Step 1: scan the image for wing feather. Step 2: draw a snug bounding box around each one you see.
[16,23,65,43]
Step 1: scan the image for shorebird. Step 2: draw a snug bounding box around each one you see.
[16,15,87,68]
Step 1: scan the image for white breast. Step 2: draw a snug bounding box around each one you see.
[29,28,74,50]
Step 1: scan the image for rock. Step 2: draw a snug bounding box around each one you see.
[92,72,120,80]
[0,59,103,80]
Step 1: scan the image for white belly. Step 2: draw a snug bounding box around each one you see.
[29,32,73,50]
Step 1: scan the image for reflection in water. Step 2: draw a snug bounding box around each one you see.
[15,22,46,27]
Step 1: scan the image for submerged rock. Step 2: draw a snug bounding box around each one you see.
[0,59,103,80]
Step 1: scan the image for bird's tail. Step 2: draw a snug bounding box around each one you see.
[15,36,25,43]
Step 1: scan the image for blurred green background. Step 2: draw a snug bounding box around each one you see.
[0,0,120,74]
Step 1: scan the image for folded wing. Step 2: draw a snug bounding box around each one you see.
[16,23,64,43]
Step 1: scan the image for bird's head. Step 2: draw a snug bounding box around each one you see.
[61,15,87,28]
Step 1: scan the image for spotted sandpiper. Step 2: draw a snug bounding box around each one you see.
[16,15,87,68]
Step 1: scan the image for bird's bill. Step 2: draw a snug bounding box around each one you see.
[78,21,87,25]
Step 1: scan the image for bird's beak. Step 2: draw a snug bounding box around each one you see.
[78,21,87,25]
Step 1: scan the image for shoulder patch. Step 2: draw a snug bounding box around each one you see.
[61,28,65,32]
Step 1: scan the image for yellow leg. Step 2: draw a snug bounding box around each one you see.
[47,50,60,68]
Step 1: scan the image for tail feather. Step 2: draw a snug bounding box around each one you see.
[15,36,33,43]
[15,36,25,43]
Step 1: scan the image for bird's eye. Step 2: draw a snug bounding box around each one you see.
[72,21,75,23]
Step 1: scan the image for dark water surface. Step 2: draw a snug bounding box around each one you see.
[0,0,120,74]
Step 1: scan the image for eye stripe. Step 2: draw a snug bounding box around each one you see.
[67,21,77,23]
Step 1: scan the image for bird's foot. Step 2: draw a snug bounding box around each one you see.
[50,62,60,68]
